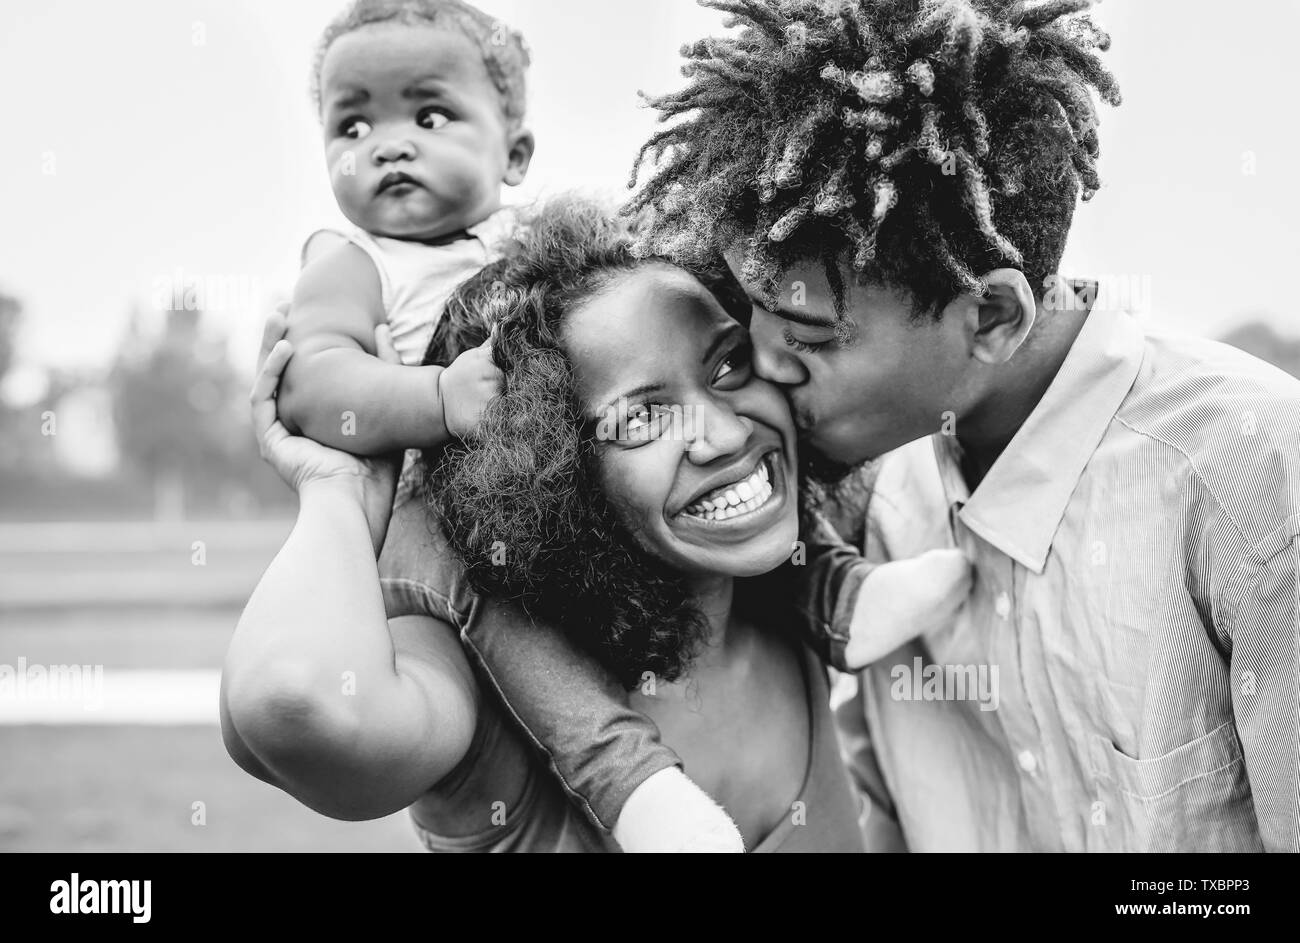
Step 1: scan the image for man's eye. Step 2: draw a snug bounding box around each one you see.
[714,342,753,384]
[339,117,373,140]
[782,328,832,354]
[417,107,452,130]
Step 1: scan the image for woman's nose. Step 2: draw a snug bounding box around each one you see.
[685,404,755,465]
[750,308,809,386]
[371,137,416,164]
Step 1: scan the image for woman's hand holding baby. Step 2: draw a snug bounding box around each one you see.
[252,305,403,553]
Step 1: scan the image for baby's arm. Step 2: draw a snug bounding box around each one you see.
[842,550,972,667]
[376,453,742,851]
[278,242,475,455]
[456,594,744,852]
[797,513,971,671]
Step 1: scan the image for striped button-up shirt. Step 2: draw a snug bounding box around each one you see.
[836,301,1300,852]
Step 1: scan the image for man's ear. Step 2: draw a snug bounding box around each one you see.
[968,268,1036,365]
[503,128,535,186]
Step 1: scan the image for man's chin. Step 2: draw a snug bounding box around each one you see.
[798,427,881,485]
[796,432,879,536]
[799,440,859,489]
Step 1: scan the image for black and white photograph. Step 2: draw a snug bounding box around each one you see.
[0,0,1297,913]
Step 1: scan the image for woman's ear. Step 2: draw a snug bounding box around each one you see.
[503,128,535,186]
[967,268,1036,365]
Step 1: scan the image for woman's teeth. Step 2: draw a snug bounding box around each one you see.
[683,457,775,522]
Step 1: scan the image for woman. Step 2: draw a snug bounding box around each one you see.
[221,198,866,852]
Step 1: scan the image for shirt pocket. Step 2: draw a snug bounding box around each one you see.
[1088,720,1262,852]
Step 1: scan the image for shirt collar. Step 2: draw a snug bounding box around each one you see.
[934,302,1146,574]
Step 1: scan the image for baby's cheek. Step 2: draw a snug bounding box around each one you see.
[433,142,499,196]
[329,167,366,216]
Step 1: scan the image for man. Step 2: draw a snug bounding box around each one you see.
[629,0,1299,850]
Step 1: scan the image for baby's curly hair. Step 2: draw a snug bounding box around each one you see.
[311,0,530,128]
[419,197,710,690]
[628,0,1121,316]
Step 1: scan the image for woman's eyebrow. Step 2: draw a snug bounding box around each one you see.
[700,324,742,364]
[586,382,664,423]
[606,382,663,410]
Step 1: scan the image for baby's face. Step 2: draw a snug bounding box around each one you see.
[318,23,523,240]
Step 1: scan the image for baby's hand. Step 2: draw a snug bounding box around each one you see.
[844,548,973,669]
[438,336,502,439]
[613,767,744,853]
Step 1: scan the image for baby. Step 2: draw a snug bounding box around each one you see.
[278,0,533,464]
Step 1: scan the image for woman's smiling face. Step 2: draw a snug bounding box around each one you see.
[563,263,800,578]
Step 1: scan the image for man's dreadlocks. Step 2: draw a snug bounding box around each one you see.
[627,0,1121,317]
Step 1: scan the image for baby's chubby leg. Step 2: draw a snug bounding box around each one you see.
[613,767,745,853]
[843,549,973,669]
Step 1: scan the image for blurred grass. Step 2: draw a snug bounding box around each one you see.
[0,518,425,852]
[0,726,420,852]
[0,520,294,611]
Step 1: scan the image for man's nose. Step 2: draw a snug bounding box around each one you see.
[750,308,809,386]
[371,136,416,164]
[685,402,754,465]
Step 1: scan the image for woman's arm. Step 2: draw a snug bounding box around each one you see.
[222,479,479,819]
[221,314,478,820]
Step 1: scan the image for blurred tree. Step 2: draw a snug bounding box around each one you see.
[0,291,18,388]
[1219,319,1300,379]
[0,294,21,482]
[109,302,247,519]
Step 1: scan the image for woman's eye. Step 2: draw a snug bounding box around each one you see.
[714,342,753,384]
[417,107,452,130]
[782,327,833,354]
[339,117,372,140]
[623,404,672,441]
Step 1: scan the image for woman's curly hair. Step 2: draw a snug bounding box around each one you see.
[419,197,713,690]
[628,0,1121,317]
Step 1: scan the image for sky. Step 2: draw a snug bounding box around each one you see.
[1,0,1298,396]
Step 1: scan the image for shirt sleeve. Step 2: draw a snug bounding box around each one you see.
[1223,531,1300,853]
[458,595,682,833]
[378,492,681,834]
[790,510,879,671]
[377,494,475,624]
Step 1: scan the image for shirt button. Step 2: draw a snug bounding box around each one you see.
[995,592,1011,618]
[1017,750,1038,774]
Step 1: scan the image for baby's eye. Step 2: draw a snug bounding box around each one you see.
[339,117,373,140]
[417,107,453,130]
